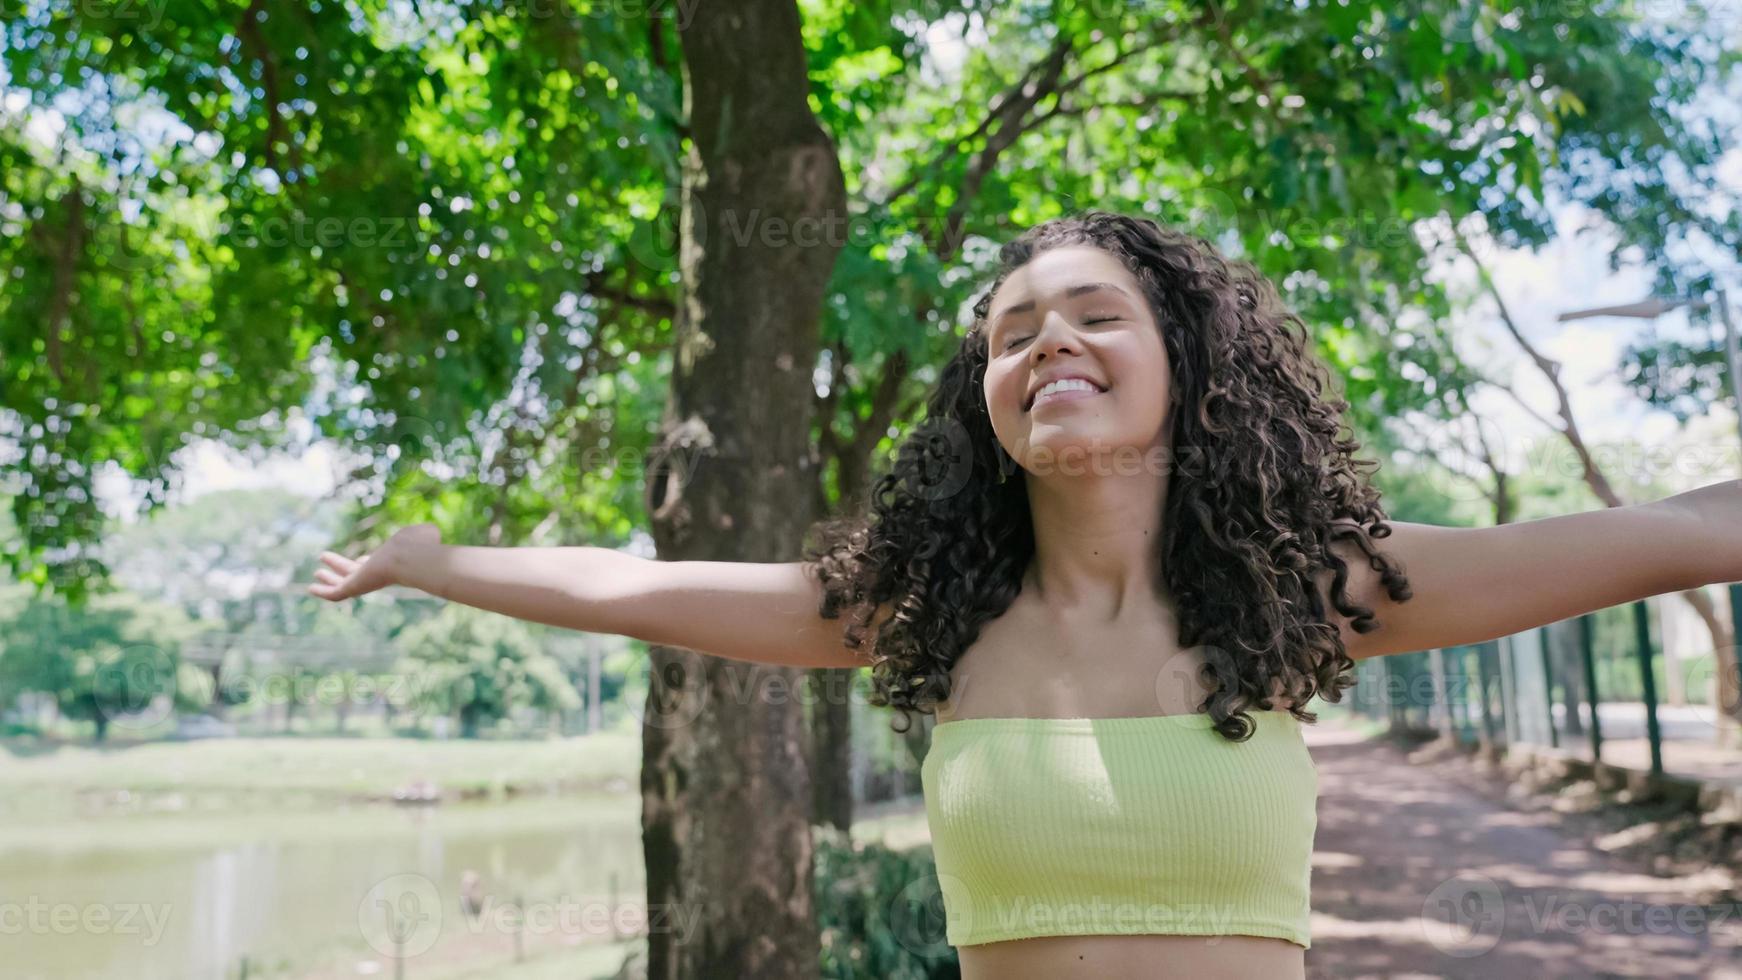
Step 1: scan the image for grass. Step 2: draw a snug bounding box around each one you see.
[0,730,642,823]
[0,791,638,855]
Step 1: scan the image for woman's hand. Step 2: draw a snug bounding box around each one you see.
[307,523,442,602]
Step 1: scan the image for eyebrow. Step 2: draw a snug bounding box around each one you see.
[990,281,1137,331]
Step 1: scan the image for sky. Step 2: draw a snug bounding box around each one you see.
[93,14,1742,522]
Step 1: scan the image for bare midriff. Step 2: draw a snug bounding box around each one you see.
[956,932,1305,980]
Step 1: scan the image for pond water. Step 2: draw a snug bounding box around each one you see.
[1,794,646,980]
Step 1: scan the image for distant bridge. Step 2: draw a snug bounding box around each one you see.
[180,633,401,673]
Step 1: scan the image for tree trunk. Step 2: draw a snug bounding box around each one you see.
[808,667,855,832]
[640,1,847,977]
[799,37,1080,826]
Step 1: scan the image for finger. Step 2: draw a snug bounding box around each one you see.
[319,551,360,574]
[313,581,357,602]
[315,568,342,586]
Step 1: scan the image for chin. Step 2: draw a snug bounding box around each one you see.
[1017,427,1145,474]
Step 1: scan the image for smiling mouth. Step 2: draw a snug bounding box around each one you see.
[1025,381,1108,411]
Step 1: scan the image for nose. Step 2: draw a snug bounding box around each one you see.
[1030,310,1081,362]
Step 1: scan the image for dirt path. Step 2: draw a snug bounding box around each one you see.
[1301,718,1742,979]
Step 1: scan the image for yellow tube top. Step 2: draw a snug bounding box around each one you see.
[919,708,1317,949]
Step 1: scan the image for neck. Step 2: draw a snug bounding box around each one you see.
[1022,455,1169,622]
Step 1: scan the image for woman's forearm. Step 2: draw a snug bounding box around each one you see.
[1656,477,1742,586]
[376,538,872,669]
[386,538,648,635]
[315,524,866,666]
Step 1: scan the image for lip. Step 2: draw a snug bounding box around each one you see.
[1030,385,1104,411]
[1024,374,1108,411]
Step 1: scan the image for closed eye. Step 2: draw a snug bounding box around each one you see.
[1000,315,1123,352]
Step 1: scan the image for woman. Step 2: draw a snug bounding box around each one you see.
[310,211,1742,979]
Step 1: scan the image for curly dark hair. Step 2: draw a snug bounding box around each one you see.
[801,209,1413,742]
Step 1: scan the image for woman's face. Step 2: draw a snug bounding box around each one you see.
[981,245,1172,477]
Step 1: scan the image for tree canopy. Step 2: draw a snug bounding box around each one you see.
[3,0,1737,599]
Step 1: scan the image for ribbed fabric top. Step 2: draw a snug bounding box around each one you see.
[919,708,1317,949]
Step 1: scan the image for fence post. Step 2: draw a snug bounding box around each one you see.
[1474,640,1498,747]
[1382,654,1399,730]
[1579,612,1603,762]
[1631,599,1665,776]
[1446,646,1473,743]
[1497,634,1519,746]
[1538,626,1559,749]
[1729,582,1742,744]
[1407,652,1429,730]
[1354,658,1373,720]
[1429,647,1450,738]
[1365,657,1384,721]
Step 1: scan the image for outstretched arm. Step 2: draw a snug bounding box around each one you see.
[1320,480,1742,661]
[309,524,879,669]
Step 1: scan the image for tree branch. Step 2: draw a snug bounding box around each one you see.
[1031,91,1201,125]
[874,32,1077,213]
[234,0,288,174]
[582,270,675,321]
[39,182,84,387]
[1457,224,1626,507]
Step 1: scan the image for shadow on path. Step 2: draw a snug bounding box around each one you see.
[1302,719,1742,979]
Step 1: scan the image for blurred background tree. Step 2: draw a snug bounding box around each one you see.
[393,602,581,739]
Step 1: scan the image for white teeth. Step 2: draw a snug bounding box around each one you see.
[1032,378,1101,406]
